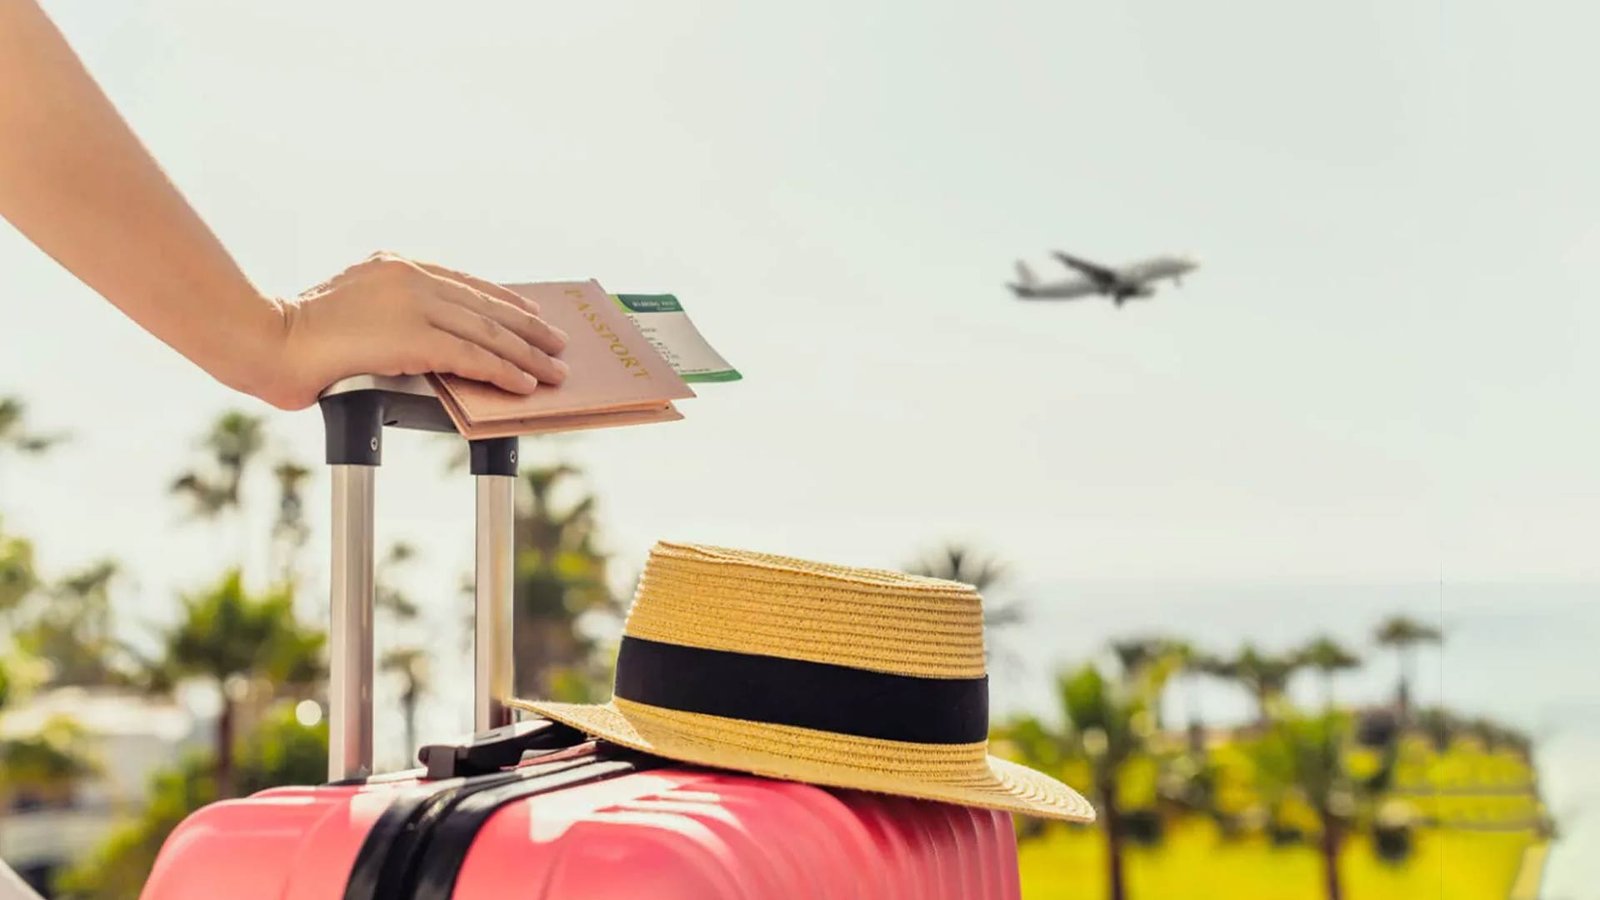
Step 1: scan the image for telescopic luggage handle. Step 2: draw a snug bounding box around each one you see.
[318,375,518,782]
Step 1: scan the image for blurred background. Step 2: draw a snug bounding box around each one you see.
[1,1,1594,898]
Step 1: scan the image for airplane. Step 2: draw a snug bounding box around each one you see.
[1008,251,1199,305]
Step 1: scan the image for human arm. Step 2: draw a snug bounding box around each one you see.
[0,0,566,409]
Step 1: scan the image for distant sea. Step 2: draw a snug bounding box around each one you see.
[987,580,1599,899]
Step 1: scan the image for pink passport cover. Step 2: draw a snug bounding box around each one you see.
[430,280,694,438]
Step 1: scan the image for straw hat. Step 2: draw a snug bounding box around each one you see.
[509,541,1095,822]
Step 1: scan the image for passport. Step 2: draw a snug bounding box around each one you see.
[430,280,696,439]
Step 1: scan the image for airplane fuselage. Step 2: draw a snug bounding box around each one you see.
[1008,252,1199,304]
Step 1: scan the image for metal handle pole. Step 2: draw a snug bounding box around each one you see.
[471,436,519,732]
[329,465,376,781]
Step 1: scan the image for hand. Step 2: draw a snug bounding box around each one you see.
[258,252,570,410]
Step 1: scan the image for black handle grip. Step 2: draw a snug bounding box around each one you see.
[416,718,588,779]
[318,379,516,468]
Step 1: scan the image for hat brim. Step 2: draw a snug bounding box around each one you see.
[509,696,1096,824]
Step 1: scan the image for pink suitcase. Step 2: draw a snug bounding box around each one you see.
[141,376,1022,899]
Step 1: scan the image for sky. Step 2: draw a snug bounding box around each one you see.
[3,0,1598,589]
[0,0,1596,888]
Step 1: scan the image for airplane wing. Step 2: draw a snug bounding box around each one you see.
[1015,277,1099,300]
[1052,251,1118,286]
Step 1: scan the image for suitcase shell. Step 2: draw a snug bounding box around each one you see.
[141,376,1023,898]
[143,763,1019,899]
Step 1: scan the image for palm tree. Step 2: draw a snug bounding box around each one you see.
[0,400,58,613]
[170,412,265,518]
[1298,636,1361,712]
[376,542,427,758]
[1107,636,1189,729]
[1248,711,1388,900]
[153,571,324,797]
[380,647,430,757]
[0,519,38,618]
[0,398,65,497]
[907,544,1025,630]
[998,650,1164,896]
[376,542,421,620]
[1109,637,1165,681]
[1373,616,1442,722]
[0,397,64,452]
[1060,663,1151,900]
[997,657,1159,900]
[269,460,312,586]
[1226,645,1303,726]
[509,464,617,701]
[908,544,1026,671]
[171,412,267,571]
[1165,642,1224,753]
[13,560,129,687]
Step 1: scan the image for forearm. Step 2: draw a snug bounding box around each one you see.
[0,0,281,396]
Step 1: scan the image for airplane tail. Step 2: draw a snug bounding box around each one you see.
[1012,260,1037,289]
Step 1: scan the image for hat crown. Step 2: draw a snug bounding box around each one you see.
[622,542,988,680]
[519,541,1098,824]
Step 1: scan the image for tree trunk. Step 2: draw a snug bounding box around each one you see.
[1101,774,1126,900]
[1319,812,1343,900]
[1396,648,1414,724]
[401,688,418,757]
[215,698,235,799]
[1185,676,1205,754]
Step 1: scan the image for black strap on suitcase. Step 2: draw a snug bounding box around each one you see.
[344,744,659,900]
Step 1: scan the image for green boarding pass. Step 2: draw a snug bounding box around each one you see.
[612,294,742,383]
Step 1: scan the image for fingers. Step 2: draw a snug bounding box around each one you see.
[350,251,572,391]
[412,259,542,316]
[425,297,570,388]
[424,272,569,358]
[423,332,542,395]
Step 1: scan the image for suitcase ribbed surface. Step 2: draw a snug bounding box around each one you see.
[143,765,1019,900]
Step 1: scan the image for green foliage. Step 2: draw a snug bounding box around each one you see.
[53,753,213,900]
[995,714,1068,772]
[169,412,265,520]
[0,396,66,457]
[1298,636,1361,676]
[510,463,618,699]
[0,714,98,802]
[235,704,329,793]
[146,569,324,797]
[157,570,325,688]
[1217,645,1304,723]
[269,460,312,582]
[515,464,611,622]
[12,561,133,687]
[380,645,429,753]
[1373,616,1442,649]
[1246,712,1359,819]
[376,542,422,620]
[1373,615,1445,722]
[1060,663,1144,768]
[55,705,326,900]
[0,519,39,616]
